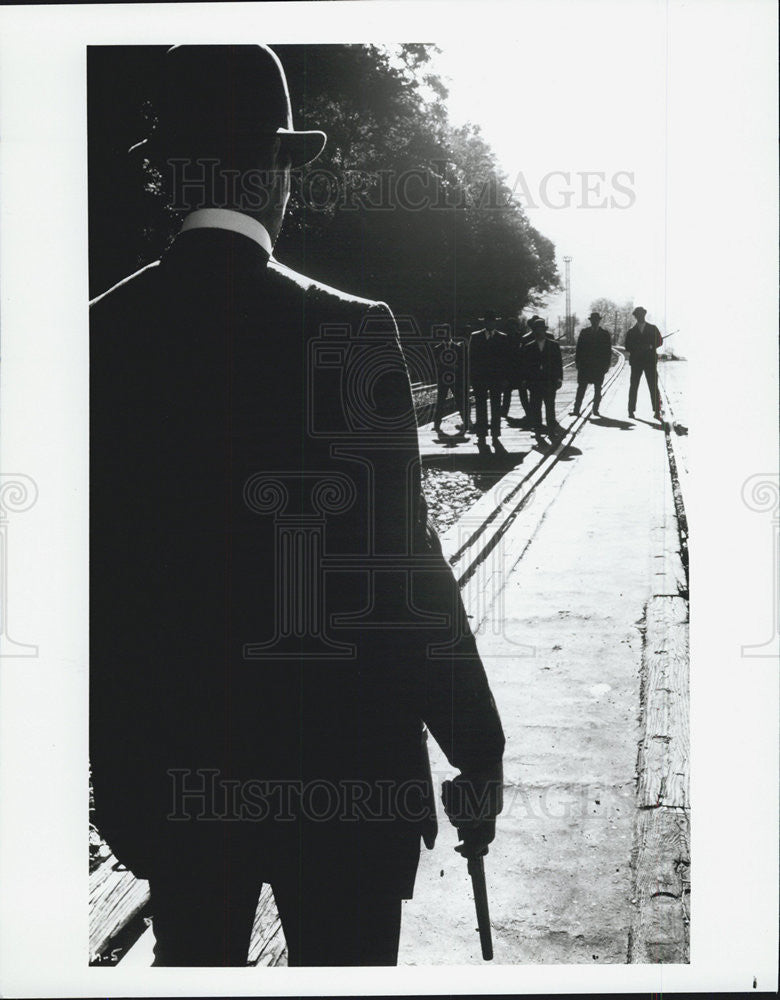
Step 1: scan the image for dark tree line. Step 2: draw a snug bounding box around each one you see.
[88,44,559,335]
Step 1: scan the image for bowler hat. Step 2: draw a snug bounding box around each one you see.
[589,311,601,320]
[531,318,547,331]
[132,44,327,168]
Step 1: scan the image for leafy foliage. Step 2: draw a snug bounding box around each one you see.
[588,297,635,345]
[88,43,559,333]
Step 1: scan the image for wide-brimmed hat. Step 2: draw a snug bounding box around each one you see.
[589,311,601,320]
[531,318,547,331]
[130,44,327,168]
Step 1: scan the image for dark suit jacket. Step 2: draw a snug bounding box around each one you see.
[624,323,662,367]
[90,228,504,894]
[575,326,612,381]
[468,329,513,387]
[521,338,564,386]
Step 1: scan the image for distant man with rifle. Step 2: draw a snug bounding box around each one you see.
[625,305,663,419]
[572,311,612,417]
[90,44,504,967]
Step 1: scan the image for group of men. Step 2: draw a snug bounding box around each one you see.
[432,305,664,450]
[90,43,666,968]
[433,311,564,450]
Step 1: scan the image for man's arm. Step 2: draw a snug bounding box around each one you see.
[468,333,483,384]
[601,331,613,372]
[575,331,583,367]
[365,302,505,805]
[553,342,564,384]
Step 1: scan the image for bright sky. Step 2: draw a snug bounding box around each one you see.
[430,0,670,335]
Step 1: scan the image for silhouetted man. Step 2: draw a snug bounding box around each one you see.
[432,330,468,435]
[625,306,663,418]
[572,311,612,417]
[469,310,512,451]
[90,44,504,968]
[521,318,563,435]
[499,317,525,421]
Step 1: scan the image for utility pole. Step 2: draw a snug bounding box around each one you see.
[563,256,572,344]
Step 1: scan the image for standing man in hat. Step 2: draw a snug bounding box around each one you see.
[520,318,564,435]
[432,329,468,435]
[572,311,613,417]
[499,316,522,421]
[625,306,663,418]
[468,310,513,452]
[510,315,538,427]
[90,45,504,967]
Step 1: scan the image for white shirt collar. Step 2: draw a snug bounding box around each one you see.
[180,209,273,257]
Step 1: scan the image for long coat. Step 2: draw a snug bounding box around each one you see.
[90,227,504,895]
[624,322,663,367]
[468,329,514,387]
[520,337,564,386]
[575,326,612,382]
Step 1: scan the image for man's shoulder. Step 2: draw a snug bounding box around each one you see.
[267,258,387,318]
[90,254,394,333]
[90,260,161,315]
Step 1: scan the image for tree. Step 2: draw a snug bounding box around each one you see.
[275,44,559,335]
[616,300,635,345]
[589,297,634,344]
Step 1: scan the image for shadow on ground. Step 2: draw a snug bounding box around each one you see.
[423,446,531,491]
[589,416,635,431]
[529,435,583,462]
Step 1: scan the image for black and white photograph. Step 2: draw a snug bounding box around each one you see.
[0,1,777,995]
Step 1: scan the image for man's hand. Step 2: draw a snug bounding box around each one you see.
[442,765,503,858]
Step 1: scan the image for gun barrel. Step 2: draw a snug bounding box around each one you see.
[467,854,494,961]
